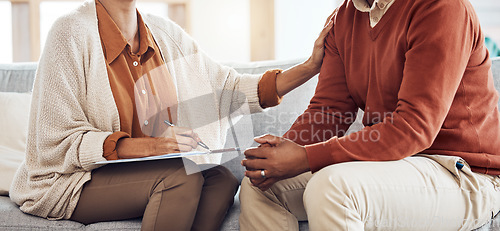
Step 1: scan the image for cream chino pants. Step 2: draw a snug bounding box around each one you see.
[240,155,500,231]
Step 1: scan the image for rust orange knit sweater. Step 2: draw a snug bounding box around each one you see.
[285,0,500,175]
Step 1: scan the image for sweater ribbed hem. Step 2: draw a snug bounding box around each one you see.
[305,140,335,173]
[238,73,264,114]
[258,69,283,109]
[80,131,112,171]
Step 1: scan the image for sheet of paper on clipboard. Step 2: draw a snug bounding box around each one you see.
[95,147,241,165]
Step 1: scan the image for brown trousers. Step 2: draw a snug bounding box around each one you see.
[70,159,238,231]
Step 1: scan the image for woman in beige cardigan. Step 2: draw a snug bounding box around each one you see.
[10,0,333,230]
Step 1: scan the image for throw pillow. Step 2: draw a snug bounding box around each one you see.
[0,92,31,196]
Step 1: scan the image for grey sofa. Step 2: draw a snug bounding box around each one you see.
[1,58,500,230]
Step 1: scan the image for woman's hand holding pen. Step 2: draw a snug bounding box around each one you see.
[115,126,201,159]
[158,126,202,153]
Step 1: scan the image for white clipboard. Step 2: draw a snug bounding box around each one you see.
[95,147,241,164]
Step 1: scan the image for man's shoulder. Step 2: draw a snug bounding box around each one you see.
[409,0,474,12]
[338,0,471,12]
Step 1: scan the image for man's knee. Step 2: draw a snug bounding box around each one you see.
[303,164,369,230]
[240,176,273,196]
[240,176,252,190]
[303,163,359,210]
[240,177,263,207]
[240,177,253,198]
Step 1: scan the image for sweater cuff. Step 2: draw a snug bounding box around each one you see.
[238,74,265,114]
[258,69,283,109]
[305,139,336,173]
[80,131,113,171]
[103,132,130,160]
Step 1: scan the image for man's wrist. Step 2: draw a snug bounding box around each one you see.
[299,146,311,173]
[304,141,335,173]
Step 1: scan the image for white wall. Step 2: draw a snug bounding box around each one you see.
[0,2,12,63]
[274,0,340,61]
[189,0,251,62]
[189,0,341,62]
[469,0,500,43]
[189,0,499,62]
[136,2,169,20]
[39,1,168,52]
[37,0,342,63]
[39,1,82,50]
[4,0,498,63]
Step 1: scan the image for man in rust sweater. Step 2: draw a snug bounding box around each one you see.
[240,0,500,230]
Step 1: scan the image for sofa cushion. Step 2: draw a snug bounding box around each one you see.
[0,191,240,231]
[84,219,141,231]
[0,63,37,93]
[0,92,31,195]
[492,58,500,108]
[0,147,25,196]
[0,196,84,230]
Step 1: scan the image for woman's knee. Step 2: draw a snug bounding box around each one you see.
[154,161,205,195]
[179,169,205,190]
[203,165,239,195]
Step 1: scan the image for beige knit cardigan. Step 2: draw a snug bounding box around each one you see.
[10,0,264,220]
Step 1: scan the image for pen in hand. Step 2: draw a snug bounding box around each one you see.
[164,120,211,151]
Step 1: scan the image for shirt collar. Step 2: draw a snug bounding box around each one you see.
[352,0,394,12]
[136,12,156,61]
[96,0,155,64]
